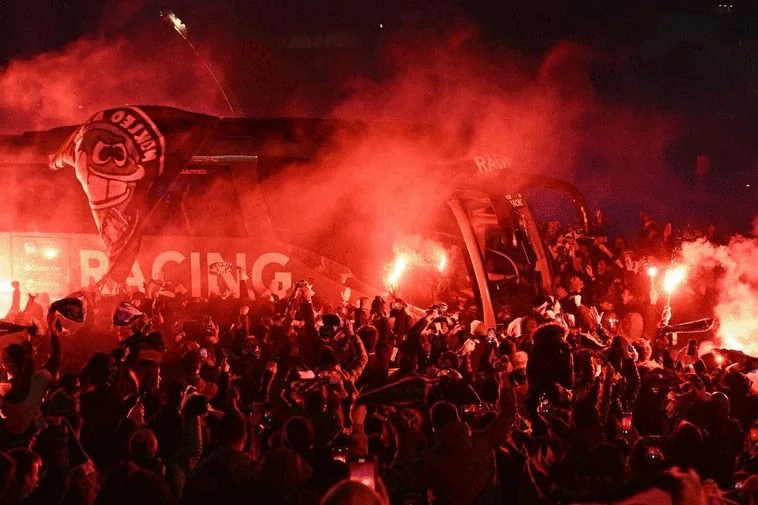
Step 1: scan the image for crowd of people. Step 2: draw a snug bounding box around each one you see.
[0,210,756,505]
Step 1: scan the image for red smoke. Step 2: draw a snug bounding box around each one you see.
[0,16,684,299]
[327,30,679,180]
[0,33,228,134]
[679,218,758,356]
[256,27,681,290]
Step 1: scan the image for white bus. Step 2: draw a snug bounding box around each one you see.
[0,113,590,328]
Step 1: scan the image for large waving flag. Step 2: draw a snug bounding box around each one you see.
[52,106,218,283]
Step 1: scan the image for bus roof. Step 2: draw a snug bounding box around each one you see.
[0,115,408,164]
[0,109,589,231]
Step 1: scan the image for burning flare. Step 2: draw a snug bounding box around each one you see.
[663,265,687,295]
[385,254,409,291]
[160,10,188,40]
[383,237,449,292]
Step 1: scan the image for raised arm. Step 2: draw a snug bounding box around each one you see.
[255,361,277,403]
[479,366,518,448]
[43,322,62,376]
[239,270,251,336]
[299,295,320,367]
[172,415,203,474]
[211,369,231,411]
[341,324,368,385]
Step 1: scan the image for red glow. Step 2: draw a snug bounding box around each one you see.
[385,253,409,291]
[436,249,448,273]
[663,265,687,295]
[0,279,13,317]
[42,247,60,260]
[383,238,450,292]
[0,14,689,316]
[0,32,227,134]
[680,228,758,355]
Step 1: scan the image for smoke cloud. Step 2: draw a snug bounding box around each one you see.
[0,32,228,134]
[254,27,681,289]
[679,217,758,356]
[0,19,231,265]
[0,13,684,300]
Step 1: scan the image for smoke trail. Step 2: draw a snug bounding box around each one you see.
[679,217,758,356]
[0,32,228,134]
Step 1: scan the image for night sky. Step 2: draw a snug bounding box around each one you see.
[1,0,756,232]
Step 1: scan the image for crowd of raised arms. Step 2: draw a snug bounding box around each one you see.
[0,210,756,505]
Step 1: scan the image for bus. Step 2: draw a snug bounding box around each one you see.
[0,112,590,328]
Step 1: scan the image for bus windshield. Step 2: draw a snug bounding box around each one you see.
[524,185,589,245]
[453,190,539,321]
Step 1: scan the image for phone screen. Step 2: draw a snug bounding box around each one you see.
[349,459,376,490]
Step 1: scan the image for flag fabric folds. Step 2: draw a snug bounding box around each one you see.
[113,302,145,327]
[51,106,219,283]
[0,321,27,337]
[48,297,85,324]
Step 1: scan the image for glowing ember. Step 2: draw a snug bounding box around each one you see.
[646,265,658,278]
[161,10,188,39]
[715,353,725,366]
[385,254,409,291]
[663,265,687,295]
[383,237,450,291]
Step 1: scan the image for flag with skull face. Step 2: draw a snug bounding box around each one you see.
[52,106,218,282]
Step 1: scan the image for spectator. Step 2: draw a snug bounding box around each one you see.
[0,206,750,505]
[182,410,254,505]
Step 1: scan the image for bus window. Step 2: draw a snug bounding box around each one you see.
[146,166,248,237]
[457,192,536,320]
[459,196,523,283]
[524,186,585,245]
